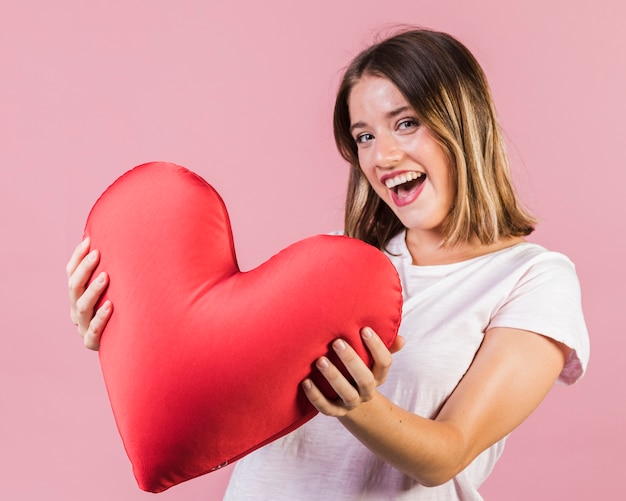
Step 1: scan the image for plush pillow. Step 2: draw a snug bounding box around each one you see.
[84,162,402,493]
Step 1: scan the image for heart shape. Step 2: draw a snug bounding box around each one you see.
[84,162,402,492]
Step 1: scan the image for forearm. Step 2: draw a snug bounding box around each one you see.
[336,328,569,487]
[308,327,567,487]
[338,391,471,487]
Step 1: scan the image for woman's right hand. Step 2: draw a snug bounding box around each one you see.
[66,237,112,350]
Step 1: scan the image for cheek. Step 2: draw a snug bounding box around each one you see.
[359,167,384,199]
[359,166,374,185]
[357,157,375,185]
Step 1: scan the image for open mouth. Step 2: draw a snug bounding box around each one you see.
[383,171,426,203]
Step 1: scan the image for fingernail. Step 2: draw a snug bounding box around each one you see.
[302,379,312,390]
[362,327,373,339]
[317,357,329,370]
[101,301,111,313]
[82,237,90,248]
[334,339,346,351]
[96,272,106,284]
[88,250,98,261]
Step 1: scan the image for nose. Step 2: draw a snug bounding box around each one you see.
[374,132,402,169]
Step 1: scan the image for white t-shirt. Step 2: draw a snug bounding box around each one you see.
[224,233,590,500]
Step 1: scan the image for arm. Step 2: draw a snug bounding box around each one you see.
[66,237,112,350]
[303,326,570,487]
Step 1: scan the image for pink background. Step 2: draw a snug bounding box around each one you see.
[1,1,623,499]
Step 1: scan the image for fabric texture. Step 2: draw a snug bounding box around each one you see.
[224,231,590,501]
[83,162,402,493]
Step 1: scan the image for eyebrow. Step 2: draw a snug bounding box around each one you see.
[349,106,412,134]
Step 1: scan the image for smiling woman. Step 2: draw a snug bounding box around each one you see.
[221,28,590,500]
[67,27,590,501]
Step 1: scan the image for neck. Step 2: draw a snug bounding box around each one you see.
[404,230,525,266]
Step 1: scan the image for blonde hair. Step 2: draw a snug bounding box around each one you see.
[333,28,535,250]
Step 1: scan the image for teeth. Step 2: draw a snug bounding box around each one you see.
[384,171,424,189]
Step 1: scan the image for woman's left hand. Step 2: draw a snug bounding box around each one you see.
[302,327,404,417]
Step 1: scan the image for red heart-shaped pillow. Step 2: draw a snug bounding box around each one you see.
[84,162,402,493]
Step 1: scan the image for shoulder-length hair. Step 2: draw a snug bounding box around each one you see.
[333,28,536,250]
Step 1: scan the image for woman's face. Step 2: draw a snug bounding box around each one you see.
[348,75,455,240]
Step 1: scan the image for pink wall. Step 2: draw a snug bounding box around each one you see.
[1,1,622,499]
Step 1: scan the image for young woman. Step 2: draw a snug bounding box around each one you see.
[67,28,589,500]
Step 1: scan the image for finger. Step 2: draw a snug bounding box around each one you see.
[83,300,113,351]
[68,249,100,306]
[65,237,91,278]
[331,339,377,401]
[302,378,349,417]
[72,271,108,330]
[361,327,393,383]
[315,354,364,409]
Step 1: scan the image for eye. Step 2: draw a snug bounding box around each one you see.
[355,132,374,145]
[397,118,420,130]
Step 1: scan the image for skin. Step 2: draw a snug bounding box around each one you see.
[66,237,112,351]
[66,74,570,488]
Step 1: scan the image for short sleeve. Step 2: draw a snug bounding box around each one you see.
[489,252,590,385]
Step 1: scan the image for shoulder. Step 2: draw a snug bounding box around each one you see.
[502,243,581,294]
[486,242,584,313]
